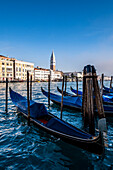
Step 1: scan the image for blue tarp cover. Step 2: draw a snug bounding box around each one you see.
[103,86,113,93]
[71,88,113,103]
[42,89,82,108]
[10,88,48,118]
[46,118,92,139]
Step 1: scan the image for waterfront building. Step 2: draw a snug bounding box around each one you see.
[50,51,56,71]
[0,55,14,81]
[34,67,63,81]
[34,67,50,81]
[11,58,34,80]
[76,72,83,78]
[50,70,63,81]
[34,51,62,81]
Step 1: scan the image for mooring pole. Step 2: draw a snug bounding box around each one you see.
[48,74,50,107]
[76,76,78,96]
[30,75,32,101]
[85,65,95,134]
[27,71,30,126]
[101,73,104,96]
[5,78,8,113]
[110,76,113,89]
[82,67,87,117]
[65,76,67,92]
[92,66,105,119]
[82,67,89,119]
[60,75,64,120]
[92,66,107,140]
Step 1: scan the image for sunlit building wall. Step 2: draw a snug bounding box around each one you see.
[34,67,50,81]
[0,55,13,81]
[11,59,34,80]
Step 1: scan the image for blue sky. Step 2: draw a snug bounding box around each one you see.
[0,0,113,75]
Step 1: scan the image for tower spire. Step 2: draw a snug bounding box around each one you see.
[50,51,56,71]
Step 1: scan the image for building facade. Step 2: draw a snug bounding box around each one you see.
[0,55,14,81]
[11,59,34,80]
[0,55,34,81]
[34,67,63,81]
[34,67,50,81]
[50,70,62,81]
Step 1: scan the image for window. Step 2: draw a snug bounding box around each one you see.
[19,68,21,72]
[2,63,4,65]
[6,68,12,71]
[16,67,18,71]
[7,63,9,66]
[2,68,5,72]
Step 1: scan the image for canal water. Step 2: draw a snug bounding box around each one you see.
[0,81,113,169]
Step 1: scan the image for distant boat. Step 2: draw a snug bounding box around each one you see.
[70,86,113,104]
[44,86,113,115]
[9,88,103,155]
[103,86,113,93]
[57,86,76,97]
[41,87,82,111]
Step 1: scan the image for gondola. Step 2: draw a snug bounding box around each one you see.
[42,87,113,115]
[70,87,113,114]
[41,87,82,111]
[103,86,113,93]
[57,86,76,97]
[58,86,113,105]
[70,87,113,104]
[9,87,104,155]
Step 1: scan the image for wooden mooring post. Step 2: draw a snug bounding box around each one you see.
[48,74,50,107]
[82,67,87,118]
[92,66,107,142]
[30,75,32,101]
[101,73,104,96]
[92,66,105,119]
[85,65,95,135]
[65,76,67,92]
[82,65,107,135]
[110,76,113,89]
[60,75,64,120]
[5,78,8,113]
[27,71,30,126]
[76,76,78,96]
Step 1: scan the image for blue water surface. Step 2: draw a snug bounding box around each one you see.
[0,81,113,169]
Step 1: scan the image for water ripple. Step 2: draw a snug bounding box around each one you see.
[0,82,112,169]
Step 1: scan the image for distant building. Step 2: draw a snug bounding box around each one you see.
[76,72,83,78]
[34,51,62,81]
[50,70,63,81]
[0,55,14,81]
[50,51,56,71]
[0,55,34,81]
[34,67,63,81]
[11,58,34,81]
[34,67,50,81]
[64,71,77,78]
[64,71,83,78]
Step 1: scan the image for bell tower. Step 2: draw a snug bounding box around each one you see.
[50,51,56,71]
